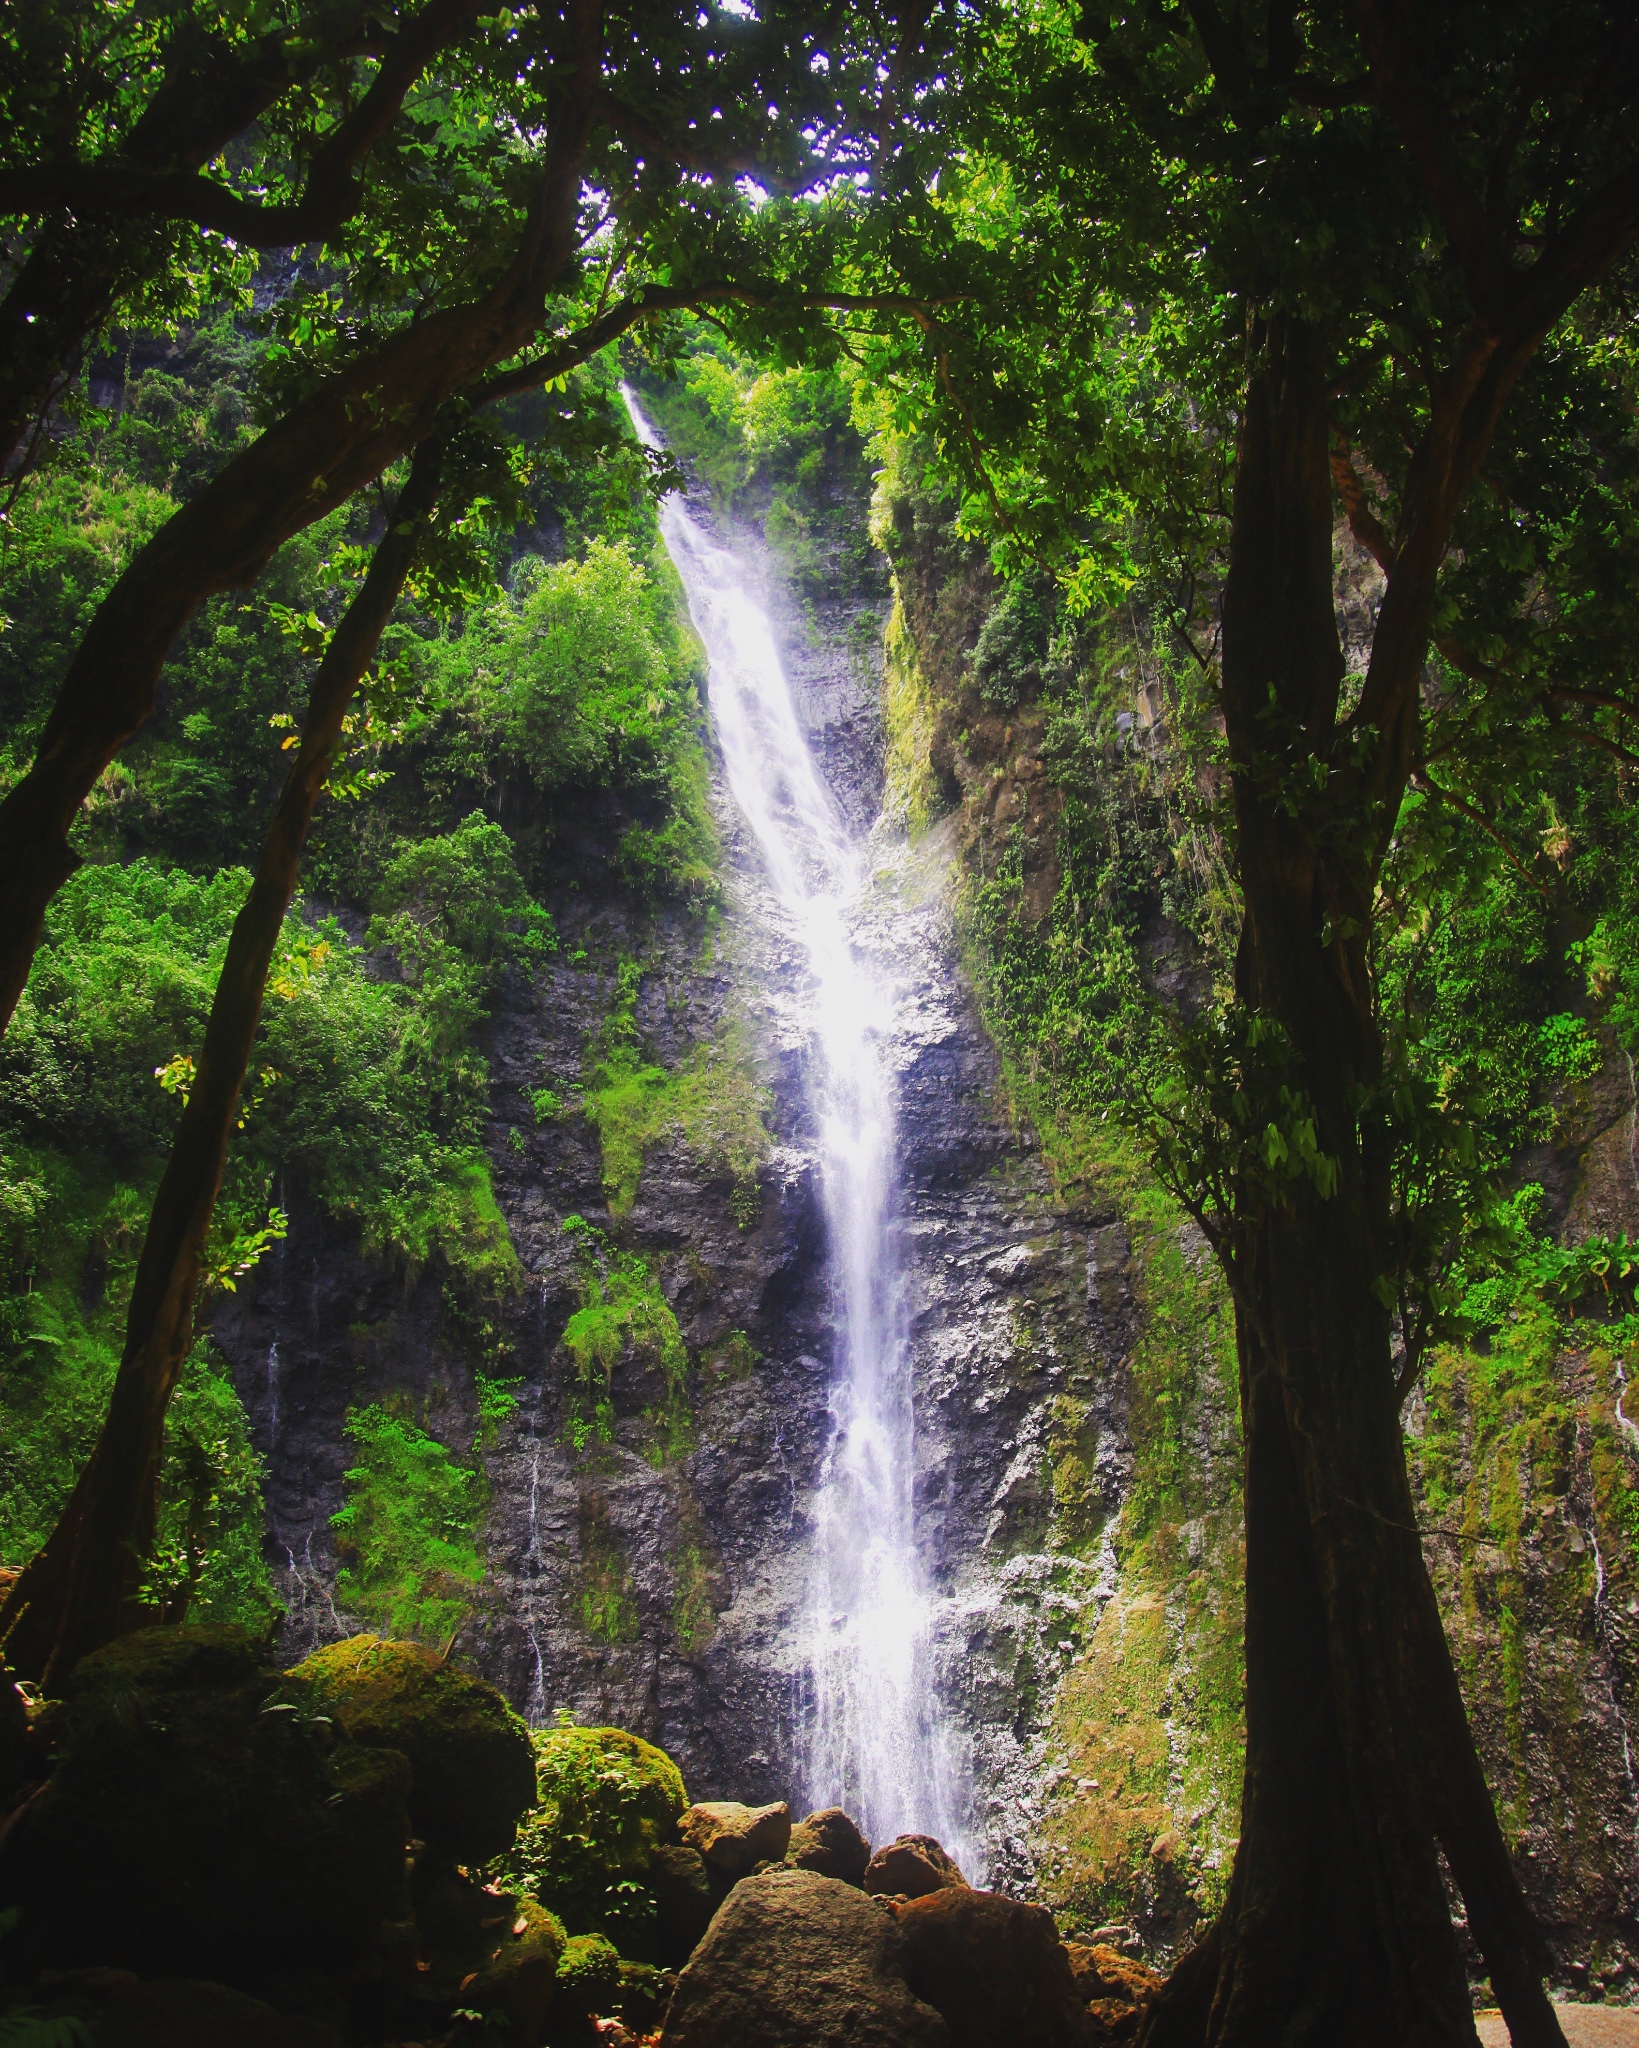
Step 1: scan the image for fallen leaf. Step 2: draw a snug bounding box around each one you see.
[414,1960,431,1974]
[513,1917,528,1936]
[459,1973,478,1992]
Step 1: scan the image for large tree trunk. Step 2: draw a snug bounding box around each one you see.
[0,442,441,1689]
[1139,316,1564,2048]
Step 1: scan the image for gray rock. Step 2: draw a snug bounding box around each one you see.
[864,1835,968,1900]
[680,1799,792,1876]
[660,1867,949,2048]
[788,1807,872,1886]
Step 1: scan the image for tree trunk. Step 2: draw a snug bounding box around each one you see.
[0,441,441,1689]
[1139,315,1564,2048]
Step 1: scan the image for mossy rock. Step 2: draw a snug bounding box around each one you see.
[487,1725,686,1955]
[0,1624,410,1984]
[403,1861,566,2046]
[293,1635,536,1862]
[554,1932,622,2020]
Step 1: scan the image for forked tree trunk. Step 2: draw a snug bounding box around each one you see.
[1138,317,1565,2048]
[0,442,441,1689]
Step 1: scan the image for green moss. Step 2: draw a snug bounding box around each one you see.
[577,1491,639,1643]
[555,1931,622,2015]
[1027,1107,1245,1939]
[559,1216,692,1465]
[330,1405,484,1644]
[0,1625,410,1984]
[293,1634,536,1862]
[580,962,770,1219]
[485,1722,686,1954]
[882,595,943,837]
[668,1492,719,1654]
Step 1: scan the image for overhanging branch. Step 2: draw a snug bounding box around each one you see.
[0,0,480,243]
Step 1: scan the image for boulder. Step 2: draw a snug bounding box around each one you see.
[1064,1943,1162,2041]
[293,1635,535,1863]
[678,1799,792,1878]
[555,1931,623,2022]
[863,1834,968,1900]
[892,1888,1089,2048]
[0,1626,410,1985]
[660,1867,949,2048]
[786,1807,871,1886]
[650,1842,717,1964]
[460,1898,567,2045]
[487,1724,687,1955]
[401,1858,565,2046]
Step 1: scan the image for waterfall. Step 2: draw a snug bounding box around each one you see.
[623,387,963,1862]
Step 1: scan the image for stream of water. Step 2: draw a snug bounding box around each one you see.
[623,387,963,1861]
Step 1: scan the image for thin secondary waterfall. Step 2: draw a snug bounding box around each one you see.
[623,387,962,1860]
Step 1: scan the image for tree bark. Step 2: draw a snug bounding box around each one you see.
[0,441,442,1689]
[1138,315,1565,2048]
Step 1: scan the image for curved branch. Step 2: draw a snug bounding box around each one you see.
[1411,768,1547,896]
[0,0,480,244]
[1330,432,1394,572]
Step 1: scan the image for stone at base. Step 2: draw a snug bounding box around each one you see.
[787,1808,872,1886]
[677,1800,792,1877]
[660,1867,949,2048]
[1064,1941,1162,2039]
[863,1836,968,1900]
[891,1888,1088,2048]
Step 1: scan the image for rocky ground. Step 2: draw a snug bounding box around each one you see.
[0,1624,1160,2047]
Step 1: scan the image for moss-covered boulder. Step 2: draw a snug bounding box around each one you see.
[489,1724,687,1955]
[293,1635,535,1863]
[0,1625,410,1984]
[554,1932,623,2022]
[402,1857,566,2047]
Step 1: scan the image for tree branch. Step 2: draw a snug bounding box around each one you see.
[1411,769,1547,896]
[470,281,963,408]
[1330,433,1394,572]
[591,89,800,194]
[0,0,480,243]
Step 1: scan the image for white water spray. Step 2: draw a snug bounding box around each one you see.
[624,387,962,1859]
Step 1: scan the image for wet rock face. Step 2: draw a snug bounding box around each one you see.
[214,486,1122,1887]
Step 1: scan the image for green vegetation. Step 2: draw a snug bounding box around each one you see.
[486,1722,686,1952]
[0,313,726,1613]
[634,336,885,616]
[559,1217,691,1468]
[580,960,771,1218]
[329,1406,485,1646]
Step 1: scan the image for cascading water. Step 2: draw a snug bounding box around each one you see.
[623,386,964,1862]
